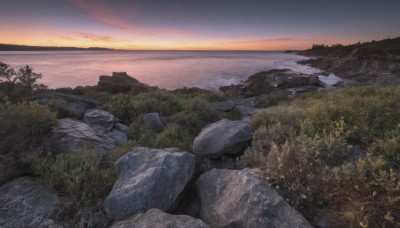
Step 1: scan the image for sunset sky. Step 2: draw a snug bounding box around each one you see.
[0,0,399,50]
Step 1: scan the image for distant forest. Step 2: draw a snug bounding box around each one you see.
[300,37,400,58]
[0,44,113,51]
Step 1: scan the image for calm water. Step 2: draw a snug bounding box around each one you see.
[0,50,330,90]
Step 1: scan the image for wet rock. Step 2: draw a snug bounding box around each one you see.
[0,177,59,228]
[193,119,252,159]
[84,109,115,134]
[197,169,312,228]
[104,147,195,220]
[111,208,209,228]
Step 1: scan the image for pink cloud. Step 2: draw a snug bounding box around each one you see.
[69,0,197,39]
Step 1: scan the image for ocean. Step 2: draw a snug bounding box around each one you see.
[0,50,332,90]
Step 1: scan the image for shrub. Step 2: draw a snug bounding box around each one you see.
[27,149,116,208]
[242,86,400,226]
[322,154,400,227]
[177,97,220,134]
[108,140,137,162]
[131,90,181,116]
[104,93,136,124]
[255,94,291,108]
[0,100,58,154]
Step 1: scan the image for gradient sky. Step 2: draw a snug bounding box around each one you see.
[0,0,399,50]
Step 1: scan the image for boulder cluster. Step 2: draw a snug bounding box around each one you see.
[0,73,312,228]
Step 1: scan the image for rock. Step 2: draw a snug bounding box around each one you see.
[39,218,54,227]
[143,112,165,132]
[241,69,322,97]
[184,197,201,218]
[0,177,59,228]
[84,109,115,134]
[111,208,209,228]
[235,105,258,122]
[28,92,101,119]
[106,129,128,146]
[48,118,116,157]
[98,72,143,89]
[104,147,195,220]
[193,119,252,159]
[114,123,130,135]
[0,154,23,186]
[197,169,312,228]
[213,100,235,112]
[73,209,110,228]
[276,75,320,88]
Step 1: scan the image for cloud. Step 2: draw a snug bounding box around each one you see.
[74,32,118,42]
[68,0,197,39]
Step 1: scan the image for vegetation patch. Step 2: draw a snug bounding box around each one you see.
[242,86,400,227]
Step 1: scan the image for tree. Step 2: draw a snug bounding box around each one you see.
[0,62,17,83]
[17,65,43,93]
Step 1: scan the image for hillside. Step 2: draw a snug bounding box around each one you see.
[297,37,400,82]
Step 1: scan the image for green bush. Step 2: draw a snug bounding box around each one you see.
[27,149,116,208]
[0,100,58,154]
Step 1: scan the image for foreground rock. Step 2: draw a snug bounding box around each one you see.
[28,92,101,119]
[193,119,252,159]
[111,209,209,228]
[0,177,59,228]
[48,118,124,157]
[84,109,115,134]
[104,147,195,220]
[197,169,312,228]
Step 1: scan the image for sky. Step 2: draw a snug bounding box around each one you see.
[0,0,399,50]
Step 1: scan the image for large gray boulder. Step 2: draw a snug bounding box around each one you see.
[28,92,101,119]
[197,169,312,228]
[48,118,117,157]
[143,112,165,132]
[111,209,209,228]
[104,147,195,220]
[193,119,252,159]
[0,177,59,228]
[84,109,115,134]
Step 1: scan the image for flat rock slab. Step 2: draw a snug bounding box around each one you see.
[111,209,209,228]
[193,119,252,159]
[104,147,195,220]
[84,109,115,134]
[197,169,312,228]
[0,177,59,228]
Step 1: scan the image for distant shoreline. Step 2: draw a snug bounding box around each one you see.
[0,44,114,51]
